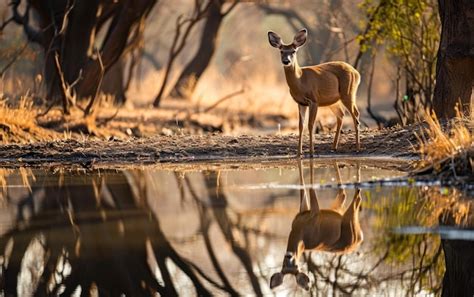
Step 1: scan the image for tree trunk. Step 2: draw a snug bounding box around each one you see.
[75,1,156,98]
[441,239,474,297]
[101,57,127,105]
[170,0,225,99]
[31,0,100,109]
[433,0,474,118]
[23,0,156,110]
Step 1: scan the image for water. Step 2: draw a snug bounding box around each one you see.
[0,160,473,296]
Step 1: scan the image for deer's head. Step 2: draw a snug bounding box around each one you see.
[268,28,307,67]
[270,251,310,290]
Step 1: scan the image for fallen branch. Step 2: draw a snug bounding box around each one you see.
[96,107,120,127]
[174,87,245,121]
[200,87,245,114]
[0,43,28,76]
[36,102,59,118]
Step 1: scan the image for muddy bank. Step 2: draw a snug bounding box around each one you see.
[0,124,421,170]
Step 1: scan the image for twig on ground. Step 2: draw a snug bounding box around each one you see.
[96,107,120,127]
[173,87,245,122]
[200,88,245,114]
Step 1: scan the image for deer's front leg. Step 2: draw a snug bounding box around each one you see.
[307,102,318,157]
[297,104,307,157]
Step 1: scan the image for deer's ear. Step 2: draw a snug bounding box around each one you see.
[293,28,307,48]
[270,272,284,289]
[296,272,310,290]
[268,31,282,48]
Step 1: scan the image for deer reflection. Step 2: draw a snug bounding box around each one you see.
[270,160,363,290]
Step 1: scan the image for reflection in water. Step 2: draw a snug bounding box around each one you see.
[0,172,220,296]
[439,196,474,297]
[0,162,472,296]
[270,160,362,290]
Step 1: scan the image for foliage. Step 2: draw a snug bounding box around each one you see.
[365,186,452,294]
[416,110,473,176]
[366,184,474,296]
[358,0,440,124]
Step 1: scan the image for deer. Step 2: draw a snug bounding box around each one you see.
[270,159,363,290]
[268,28,361,157]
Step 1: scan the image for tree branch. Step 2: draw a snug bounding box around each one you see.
[10,0,43,43]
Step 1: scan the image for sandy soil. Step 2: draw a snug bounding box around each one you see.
[0,123,421,170]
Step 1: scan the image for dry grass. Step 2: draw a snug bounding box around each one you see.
[416,109,473,176]
[0,94,131,143]
[0,96,58,143]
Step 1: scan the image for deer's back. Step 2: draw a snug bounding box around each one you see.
[294,210,344,250]
[300,61,360,106]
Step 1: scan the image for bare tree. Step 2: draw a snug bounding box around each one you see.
[169,0,239,100]
[9,0,157,113]
[152,0,213,107]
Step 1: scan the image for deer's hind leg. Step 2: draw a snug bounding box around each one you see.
[333,189,363,250]
[341,97,360,151]
[330,162,346,213]
[341,189,363,240]
[352,104,361,151]
[329,104,345,150]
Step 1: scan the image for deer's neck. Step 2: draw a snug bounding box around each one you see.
[286,227,305,260]
[283,59,303,92]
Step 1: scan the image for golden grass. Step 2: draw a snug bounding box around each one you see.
[0,97,58,143]
[416,109,473,173]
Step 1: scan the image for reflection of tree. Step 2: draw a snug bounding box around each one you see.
[0,172,224,296]
[203,172,263,296]
[177,172,239,296]
[173,171,266,296]
[2,166,470,296]
[439,197,474,297]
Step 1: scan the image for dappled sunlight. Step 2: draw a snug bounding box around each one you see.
[0,0,473,295]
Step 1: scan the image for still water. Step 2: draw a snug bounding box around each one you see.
[0,160,473,296]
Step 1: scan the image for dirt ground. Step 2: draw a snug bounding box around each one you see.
[1,97,435,171]
[0,122,421,170]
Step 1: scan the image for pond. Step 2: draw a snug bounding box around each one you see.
[0,159,473,296]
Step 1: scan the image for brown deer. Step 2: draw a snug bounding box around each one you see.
[268,28,361,156]
[270,160,363,290]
